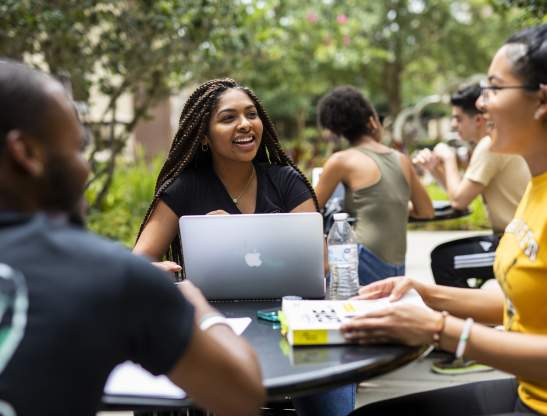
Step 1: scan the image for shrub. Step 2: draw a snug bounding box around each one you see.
[85,157,162,247]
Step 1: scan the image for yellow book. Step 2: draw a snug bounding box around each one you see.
[281,290,425,346]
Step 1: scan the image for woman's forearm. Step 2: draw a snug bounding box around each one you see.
[440,316,547,382]
[417,280,504,325]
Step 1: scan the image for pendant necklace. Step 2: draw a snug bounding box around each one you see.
[231,167,255,206]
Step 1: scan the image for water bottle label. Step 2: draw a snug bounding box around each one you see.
[328,244,358,264]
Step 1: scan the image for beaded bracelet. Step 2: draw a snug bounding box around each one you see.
[432,311,449,348]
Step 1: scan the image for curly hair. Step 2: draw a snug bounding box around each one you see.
[137,78,319,273]
[317,85,377,144]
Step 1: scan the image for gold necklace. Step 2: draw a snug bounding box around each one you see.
[230,167,255,205]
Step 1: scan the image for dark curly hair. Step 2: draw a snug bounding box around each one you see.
[504,24,547,87]
[137,78,319,273]
[317,85,377,144]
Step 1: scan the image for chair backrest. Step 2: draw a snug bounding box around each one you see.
[312,167,347,234]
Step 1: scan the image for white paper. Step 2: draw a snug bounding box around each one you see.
[226,317,252,335]
[104,317,252,398]
[104,361,186,398]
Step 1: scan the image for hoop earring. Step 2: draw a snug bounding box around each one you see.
[201,143,209,152]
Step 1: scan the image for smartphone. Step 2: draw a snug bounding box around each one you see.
[257,307,280,323]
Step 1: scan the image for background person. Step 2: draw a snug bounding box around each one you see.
[133,78,355,416]
[414,84,530,288]
[343,24,547,416]
[0,61,264,416]
[315,86,433,285]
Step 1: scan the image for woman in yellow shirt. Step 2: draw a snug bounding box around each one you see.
[344,24,547,416]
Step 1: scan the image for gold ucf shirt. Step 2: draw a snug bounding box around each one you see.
[495,171,547,415]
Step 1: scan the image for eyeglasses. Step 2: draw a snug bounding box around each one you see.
[479,80,538,101]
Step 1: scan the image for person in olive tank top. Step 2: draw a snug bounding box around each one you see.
[315,86,433,285]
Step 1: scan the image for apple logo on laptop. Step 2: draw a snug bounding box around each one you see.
[244,250,262,268]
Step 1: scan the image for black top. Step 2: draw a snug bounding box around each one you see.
[0,213,194,416]
[161,163,312,216]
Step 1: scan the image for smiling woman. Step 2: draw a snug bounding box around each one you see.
[133,78,355,416]
[346,24,547,416]
[133,79,318,271]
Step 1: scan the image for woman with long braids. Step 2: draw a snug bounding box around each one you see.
[134,79,355,416]
[345,24,547,416]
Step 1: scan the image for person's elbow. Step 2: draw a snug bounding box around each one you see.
[420,202,435,219]
[220,349,265,416]
[451,198,469,211]
[236,348,265,411]
[232,380,265,416]
[169,328,265,415]
[410,201,434,219]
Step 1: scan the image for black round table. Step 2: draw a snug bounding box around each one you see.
[103,300,426,411]
[409,200,471,223]
[218,301,426,400]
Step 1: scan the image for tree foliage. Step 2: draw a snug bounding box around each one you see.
[0,0,541,211]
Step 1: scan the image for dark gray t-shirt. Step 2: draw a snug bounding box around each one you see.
[0,213,194,415]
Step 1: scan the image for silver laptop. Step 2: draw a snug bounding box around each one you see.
[179,212,325,300]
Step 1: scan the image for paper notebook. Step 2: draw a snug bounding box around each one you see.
[104,317,252,399]
[280,290,425,346]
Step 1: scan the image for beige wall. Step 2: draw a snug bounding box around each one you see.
[133,98,172,161]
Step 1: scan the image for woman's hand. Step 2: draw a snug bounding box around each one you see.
[152,261,182,273]
[340,303,442,346]
[207,210,230,215]
[352,276,417,302]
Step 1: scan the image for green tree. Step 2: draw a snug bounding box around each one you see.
[0,0,252,208]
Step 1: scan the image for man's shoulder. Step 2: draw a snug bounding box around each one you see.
[473,136,494,156]
[474,136,526,167]
[467,136,500,167]
[49,222,130,257]
[21,215,151,271]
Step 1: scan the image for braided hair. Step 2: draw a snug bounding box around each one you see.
[137,78,319,270]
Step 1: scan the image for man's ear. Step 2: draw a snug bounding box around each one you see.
[368,116,380,132]
[475,113,487,129]
[4,130,46,176]
[534,84,547,121]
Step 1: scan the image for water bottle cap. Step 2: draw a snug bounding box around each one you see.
[333,213,349,221]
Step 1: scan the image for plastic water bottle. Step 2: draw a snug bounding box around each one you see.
[327,212,359,300]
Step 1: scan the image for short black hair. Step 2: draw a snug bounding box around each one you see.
[0,60,53,154]
[317,86,377,144]
[450,83,482,116]
[504,24,547,87]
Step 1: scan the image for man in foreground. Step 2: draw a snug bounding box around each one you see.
[0,60,264,415]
